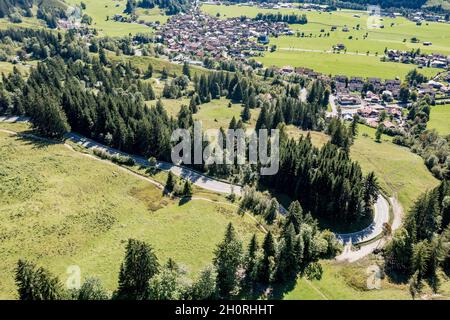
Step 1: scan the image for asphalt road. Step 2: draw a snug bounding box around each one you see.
[0,117,393,248]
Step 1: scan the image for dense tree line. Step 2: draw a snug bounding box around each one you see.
[260,125,379,223]
[125,0,190,15]
[254,80,329,131]
[301,0,427,10]
[0,56,174,159]
[254,12,308,24]
[0,0,33,19]
[384,180,450,298]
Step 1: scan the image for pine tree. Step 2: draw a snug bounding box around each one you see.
[145,63,153,79]
[266,198,278,224]
[189,95,199,114]
[276,224,299,282]
[15,260,62,300]
[229,116,237,130]
[375,125,383,143]
[182,62,191,79]
[243,234,259,289]
[183,179,193,197]
[285,201,303,234]
[231,81,243,102]
[115,239,159,300]
[350,115,359,137]
[99,47,108,65]
[166,171,175,192]
[241,104,251,122]
[213,223,243,299]
[258,231,276,284]
[161,67,169,80]
[255,105,269,130]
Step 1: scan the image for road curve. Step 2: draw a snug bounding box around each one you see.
[0,116,391,247]
[56,132,393,246]
[336,195,390,244]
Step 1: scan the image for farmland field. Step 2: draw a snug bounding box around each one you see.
[0,126,262,299]
[202,4,450,79]
[428,104,450,136]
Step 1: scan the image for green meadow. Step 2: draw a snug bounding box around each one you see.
[258,50,440,79]
[202,4,450,79]
[428,104,450,136]
[0,127,262,298]
[65,0,154,37]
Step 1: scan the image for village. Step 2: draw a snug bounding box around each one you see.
[273,64,450,131]
[329,73,450,130]
[155,8,292,62]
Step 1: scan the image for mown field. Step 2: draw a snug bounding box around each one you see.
[0,126,263,299]
[428,104,450,136]
[202,4,449,79]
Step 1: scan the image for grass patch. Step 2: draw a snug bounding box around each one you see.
[257,50,440,80]
[428,104,450,136]
[284,259,413,300]
[0,62,35,78]
[65,0,152,37]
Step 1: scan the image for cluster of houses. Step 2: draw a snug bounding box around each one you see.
[408,11,449,24]
[332,75,402,98]
[385,49,450,69]
[417,79,450,98]
[155,8,293,61]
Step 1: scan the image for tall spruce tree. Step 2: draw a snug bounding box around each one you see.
[115,239,159,300]
[258,231,276,284]
[15,260,62,300]
[213,223,243,299]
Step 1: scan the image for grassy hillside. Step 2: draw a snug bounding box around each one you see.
[0,126,261,299]
[351,125,439,211]
[428,104,450,136]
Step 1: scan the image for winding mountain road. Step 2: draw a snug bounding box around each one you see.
[0,116,397,256]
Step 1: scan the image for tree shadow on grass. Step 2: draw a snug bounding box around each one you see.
[178,197,191,206]
[269,277,298,300]
[385,268,411,285]
[15,132,63,150]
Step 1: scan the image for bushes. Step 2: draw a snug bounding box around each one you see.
[92,148,135,166]
[240,186,279,224]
